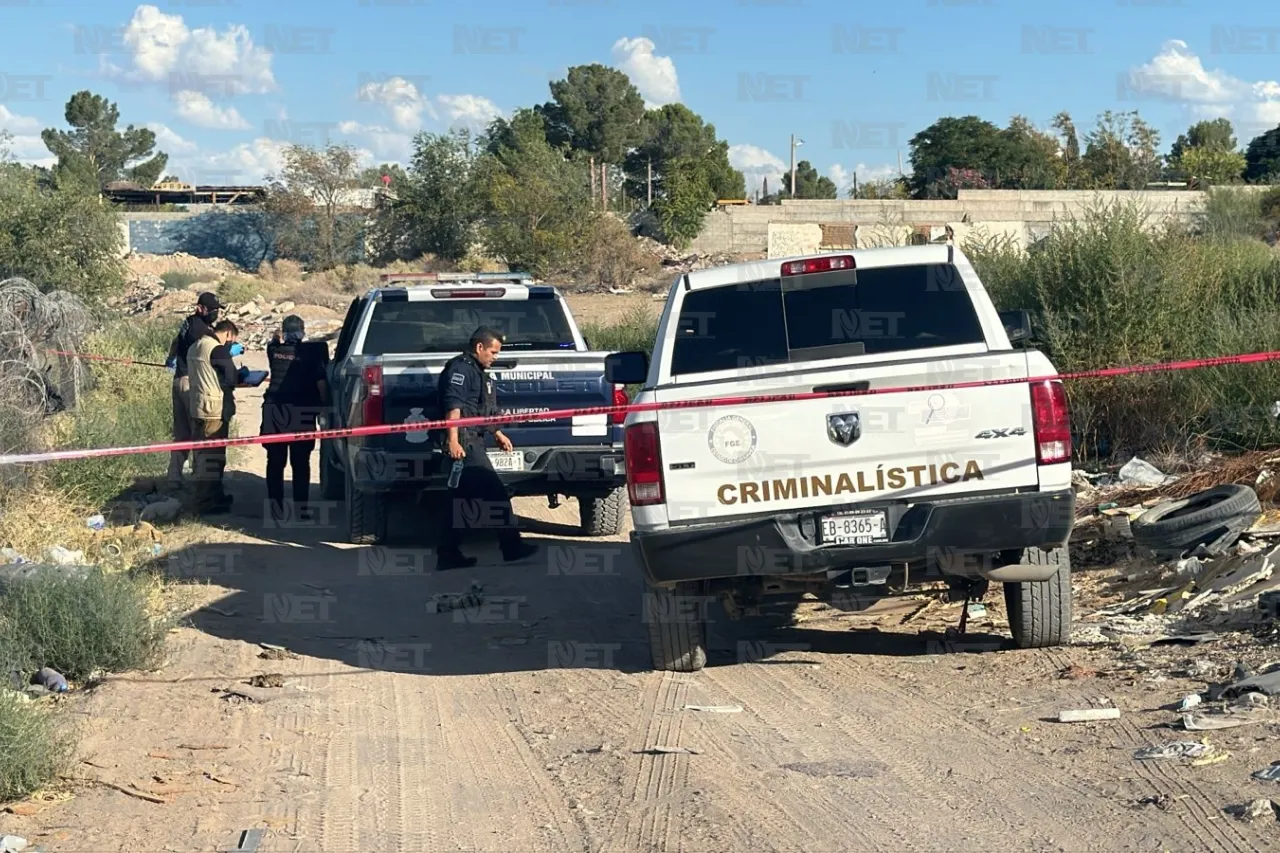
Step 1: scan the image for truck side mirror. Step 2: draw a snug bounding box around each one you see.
[999,309,1033,345]
[605,351,648,386]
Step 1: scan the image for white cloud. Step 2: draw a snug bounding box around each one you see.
[104,4,276,96]
[338,120,413,162]
[358,76,436,132]
[1127,39,1280,141]
[830,162,899,195]
[169,137,292,185]
[436,94,502,134]
[146,122,197,154]
[172,91,250,130]
[729,144,786,196]
[0,106,50,167]
[612,37,681,108]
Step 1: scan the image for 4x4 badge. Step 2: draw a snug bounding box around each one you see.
[827,412,861,447]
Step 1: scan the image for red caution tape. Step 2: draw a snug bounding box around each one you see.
[45,349,171,369]
[4,348,1280,466]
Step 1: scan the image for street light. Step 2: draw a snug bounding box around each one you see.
[790,134,804,198]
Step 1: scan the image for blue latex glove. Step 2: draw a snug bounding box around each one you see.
[228,342,245,356]
[165,356,176,374]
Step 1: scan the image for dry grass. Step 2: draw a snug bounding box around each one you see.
[0,489,169,570]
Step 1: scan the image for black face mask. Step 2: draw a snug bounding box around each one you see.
[205,309,220,323]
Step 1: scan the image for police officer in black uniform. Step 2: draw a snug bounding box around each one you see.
[261,314,330,523]
[433,326,539,571]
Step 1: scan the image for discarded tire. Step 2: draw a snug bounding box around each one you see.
[1131,484,1261,556]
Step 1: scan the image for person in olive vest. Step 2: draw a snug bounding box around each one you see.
[164,292,221,487]
[187,319,241,513]
[261,315,330,522]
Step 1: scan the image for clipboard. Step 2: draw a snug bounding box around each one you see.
[241,369,269,387]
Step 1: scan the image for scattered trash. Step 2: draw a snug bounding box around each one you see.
[1220,665,1280,699]
[43,545,84,566]
[427,583,484,614]
[635,746,700,755]
[966,602,986,619]
[1058,708,1121,723]
[1119,457,1174,487]
[33,667,68,693]
[1134,740,1215,760]
[683,704,744,714]
[85,514,105,530]
[139,497,181,523]
[0,547,30,565]
[1182,706,1269,730]
[1192,752,1231,767]
[1251,763,1280,782]
[258,643,298,660]
[1225,799,1276,821]
[247,674,284,688]
[1178,694,1203,712]
[0,836,28,853]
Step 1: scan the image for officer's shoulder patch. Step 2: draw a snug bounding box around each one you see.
[450,372,466,386]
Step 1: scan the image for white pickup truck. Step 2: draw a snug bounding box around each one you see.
[604,245,1076,672]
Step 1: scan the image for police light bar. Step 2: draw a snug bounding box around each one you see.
[781,255,855,276]
[430,288,506,298]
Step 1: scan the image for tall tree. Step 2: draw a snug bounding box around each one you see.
[263,142,365,270]
[480,127,594,276]
[781,161,837,198]
[1079,110,1161,189]
[1244,125,1280,183]
[1169,118,1237,163]
[623,104,744,201]
[540,64,646,165]
[41,90,167,190]
[652,157,716,249]
[1001,115,1066,189]
[370,130,483,263]
[906,115,1009,198]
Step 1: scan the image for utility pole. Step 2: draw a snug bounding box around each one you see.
[852,172,858,199]
[789,134,804,199]
[647,159,653,206]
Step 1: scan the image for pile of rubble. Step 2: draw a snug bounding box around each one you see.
[1070,454,1280,643]
[110,278,342,349]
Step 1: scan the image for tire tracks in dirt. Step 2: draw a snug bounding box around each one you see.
[703,654,1123,852]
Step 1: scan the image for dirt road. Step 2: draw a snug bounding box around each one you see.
[7,353,1278,852]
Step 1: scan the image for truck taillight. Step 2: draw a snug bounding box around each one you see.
[611,385,629,424]
[624,422,664,506]
[362,364,384,426]
[781,254,854,276]
[1030,380,1071,465]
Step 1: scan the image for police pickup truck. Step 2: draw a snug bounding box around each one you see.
[320,273,629,545]
[605,246,1076,672]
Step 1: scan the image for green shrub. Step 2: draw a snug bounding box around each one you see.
[0,691,76,803]
[967,197,1280,459]
[216,275,266,306]
[0,567,170,682]
[159,271,209,290]
[580,305,660,356]
[47,319,174,507]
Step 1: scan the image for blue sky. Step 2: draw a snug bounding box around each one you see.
[2,0,1279,194]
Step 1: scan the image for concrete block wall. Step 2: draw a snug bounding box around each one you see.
[122,209,369,269]
[689,189,1229,255]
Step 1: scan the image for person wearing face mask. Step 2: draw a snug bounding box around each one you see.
[165,292,222,487]
[260,315,330,522]
[187,320,244,514]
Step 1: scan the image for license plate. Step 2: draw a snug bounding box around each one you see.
[488,451,524,472]
[820,510,889,545]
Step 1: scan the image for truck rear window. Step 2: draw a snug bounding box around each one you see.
[669,263,986,376]
[360,300,576,355]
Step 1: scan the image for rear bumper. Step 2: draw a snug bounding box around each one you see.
[630,489,1076,587]
[344,444,627,494]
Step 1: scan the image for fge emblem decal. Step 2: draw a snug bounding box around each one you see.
[708,415,757,464]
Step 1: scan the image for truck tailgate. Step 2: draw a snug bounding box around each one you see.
[655,352,1039,523]
[372,352,616,452]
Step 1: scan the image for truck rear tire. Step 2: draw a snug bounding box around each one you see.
[320,443,344,501]
[579,487,624,537]
[347,478,387,545]
[1003,546,1072,649]
[645,582,708,673]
